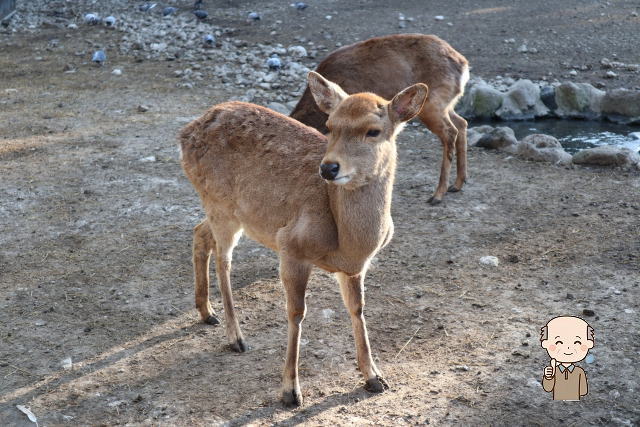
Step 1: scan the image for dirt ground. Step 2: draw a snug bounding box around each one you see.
[1,1,639,426]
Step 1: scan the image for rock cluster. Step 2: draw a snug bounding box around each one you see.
[458,78,640,124]
[469,126,640,169]
[1,1,317,105]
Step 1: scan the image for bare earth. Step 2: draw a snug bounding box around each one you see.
[1,1,639,426]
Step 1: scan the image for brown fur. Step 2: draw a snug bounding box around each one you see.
[290,33,470,204]
[179,72,428,407]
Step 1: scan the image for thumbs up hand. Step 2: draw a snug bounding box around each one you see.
[544,358,556,378]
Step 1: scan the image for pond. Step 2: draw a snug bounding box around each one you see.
[474,120,640,154]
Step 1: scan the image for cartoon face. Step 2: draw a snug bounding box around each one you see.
[541,316,594,363]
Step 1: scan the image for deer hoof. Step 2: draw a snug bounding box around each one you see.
[364,375,390,393]
[204,315,220,325]
[229,338,249,353]
[282,389,303,408]
[447,185,461,193]
[427,196,442,206]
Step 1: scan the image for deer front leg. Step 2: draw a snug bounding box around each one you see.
[336,272,389,392]
[280,256,311,407]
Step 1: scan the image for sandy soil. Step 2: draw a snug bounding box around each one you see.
[1,1,639,426]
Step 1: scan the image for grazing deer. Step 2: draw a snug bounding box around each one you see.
[291,34,469,205]
[180,71,428,407]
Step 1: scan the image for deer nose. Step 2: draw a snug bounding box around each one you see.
[320,162,340,180]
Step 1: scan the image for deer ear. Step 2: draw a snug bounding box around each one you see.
[307,71,348,115]
[389,83,429,123]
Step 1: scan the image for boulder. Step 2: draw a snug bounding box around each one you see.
[475,126,518,151]
[467,125,495,146]
[495,79,549,120]
[456,81,503,119]
[516,134,572,165]
[572,146,640,168]
[554,82,604,119]
[601,89,640,124]
[540,86,557,111]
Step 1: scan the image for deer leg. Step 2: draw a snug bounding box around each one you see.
[280,256,311,407]
[420,106,458,205]
[193,219,219,325]
[208,216,246,352]
[448,111,468,193]
[336,272,389,393]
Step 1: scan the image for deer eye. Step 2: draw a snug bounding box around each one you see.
[366,129,381,138]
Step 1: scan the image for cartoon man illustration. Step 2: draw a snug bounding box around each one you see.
[540,315,594,400]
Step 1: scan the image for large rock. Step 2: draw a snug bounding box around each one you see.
[540,86,557,111]
[495,79,549,120]
[572,146,640,168]
[467,125,495,146]
[516,134,572,165]
[456,81,503,119]
[475,126,518,151]
[554,82,604,119]
[601,89,640,124]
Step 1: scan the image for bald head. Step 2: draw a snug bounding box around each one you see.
[541,316,594,363]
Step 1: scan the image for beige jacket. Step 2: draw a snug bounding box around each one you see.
[542,364,588,400]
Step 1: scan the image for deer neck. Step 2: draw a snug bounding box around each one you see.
[328,149,396,263]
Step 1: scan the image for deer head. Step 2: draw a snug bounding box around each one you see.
[308,71,428,189]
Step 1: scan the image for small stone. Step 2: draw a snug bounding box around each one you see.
[139,156,157,162]
[84,13,100,25]
[60,357,72,369]
[605,70,617,78]
[582,309,595,317]
[479,256,499,267]
[91,50,106,65]
[139,3,157,12]
[162,7,177,16]
[137,104,150,113]
[103,16,116,27]
[111,69,122,76]
[193,10,208,19]
[566,293,574,300]
[517,44,528,53]
[288,45,307,58]
[67,23,78,29]
[248,12,261,21]
[266,56,282,70]
[569,70,578,76]
[293,2,308,10]
[624,308,635,314]
[35,320,47,326]
[325,15,332,20]
[434,15,444,20]
[507,255,519,263]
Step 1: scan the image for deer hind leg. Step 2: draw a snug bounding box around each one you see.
[279,255,312,407]
[336,272,389,393]
[193,219,219,325]
[448,111,468,193]
[207,213,246,352]
[419,104,459,205]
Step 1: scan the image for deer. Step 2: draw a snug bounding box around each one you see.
[291,33,469,205]
[179,71,429,407]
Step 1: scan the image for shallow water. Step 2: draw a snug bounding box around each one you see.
[476,120,640,154]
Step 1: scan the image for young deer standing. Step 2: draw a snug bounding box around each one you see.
[180,72,428,407]
[291,34,469,205]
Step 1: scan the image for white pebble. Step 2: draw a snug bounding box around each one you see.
[479,256,499,267]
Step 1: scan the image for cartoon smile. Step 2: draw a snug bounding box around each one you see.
[563,352,573,355]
